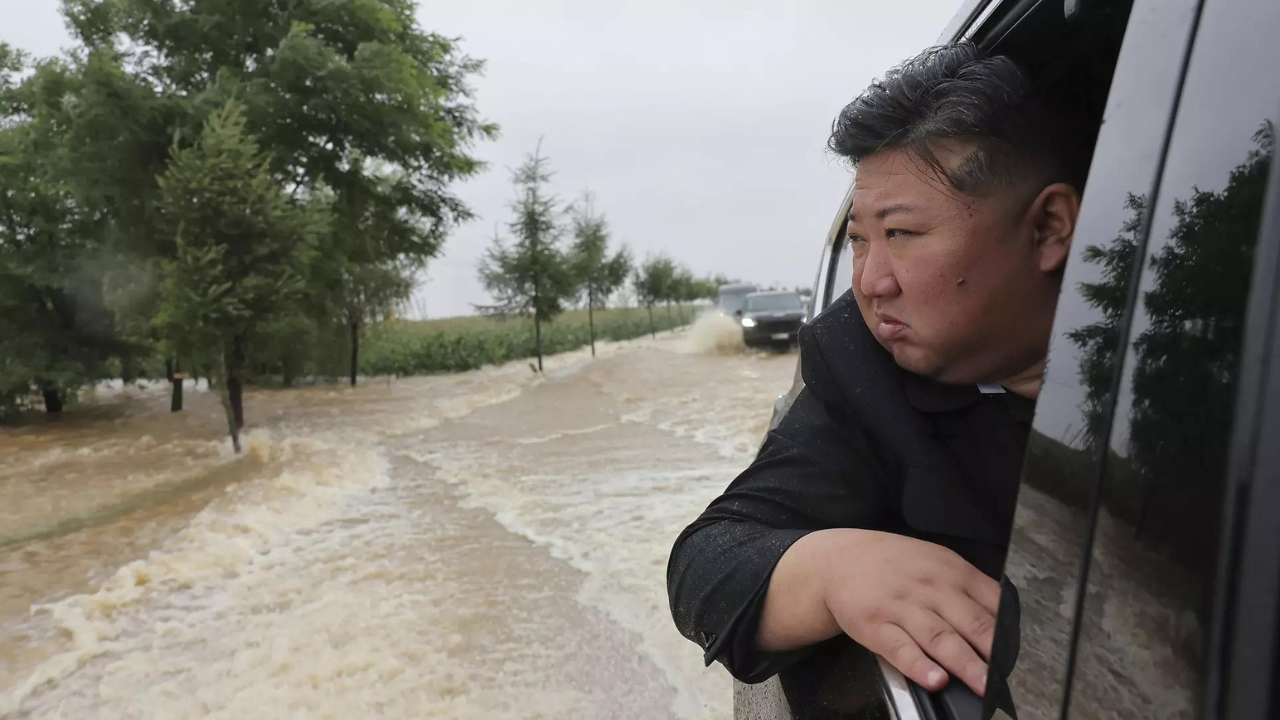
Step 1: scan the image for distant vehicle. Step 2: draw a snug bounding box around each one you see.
[738,291,805,350]
[716,283,759,317]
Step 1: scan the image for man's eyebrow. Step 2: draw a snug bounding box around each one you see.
[846,203,919,223]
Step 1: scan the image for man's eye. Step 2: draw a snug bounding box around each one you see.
[885,228,916,239]
[846,233,866,244]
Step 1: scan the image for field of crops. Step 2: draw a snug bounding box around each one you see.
[360,305,700,376]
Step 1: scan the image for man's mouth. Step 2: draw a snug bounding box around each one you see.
[874,311,909,341]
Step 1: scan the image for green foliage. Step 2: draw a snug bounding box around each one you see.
[1067,123,1273,569]
[153,100,321,355]
[477,145,577,320]
[476,144,579,370]
[1066,192,1146,450]
[0,48,133,415]
[568,192,631,310]
[0,0,493,419]
[361,307,689,376]
[633,255,676,308]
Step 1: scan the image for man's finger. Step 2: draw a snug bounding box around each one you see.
[965,571,1002,616]
[936,595,997,661]
[870,623,948,692]
[903,609,988,696]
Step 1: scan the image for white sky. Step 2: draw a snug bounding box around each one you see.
[1,0,961,318]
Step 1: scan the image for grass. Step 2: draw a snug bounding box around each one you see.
[360,305,697,376]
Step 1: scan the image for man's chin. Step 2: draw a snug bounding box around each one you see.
[888,345,943,379]
[888,346,976,385]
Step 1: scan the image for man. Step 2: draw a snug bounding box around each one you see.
[667,42,1094,704]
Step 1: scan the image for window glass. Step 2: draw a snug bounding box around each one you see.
[828,236,854,305]
[745,293,805,312]
[1065,0,1280,716]
[991,0,1201,716]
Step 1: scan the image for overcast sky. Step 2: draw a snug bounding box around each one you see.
[2,0,961,318]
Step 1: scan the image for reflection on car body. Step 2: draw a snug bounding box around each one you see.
[738,0,1280,718]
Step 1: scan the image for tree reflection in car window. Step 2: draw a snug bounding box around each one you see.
[1063,0,1280,713]
[1065,126,1273,720]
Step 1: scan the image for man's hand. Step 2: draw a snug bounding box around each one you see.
[758,528,1001,696]
[824,529,1000,695]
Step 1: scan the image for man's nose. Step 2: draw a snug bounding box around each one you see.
[858,241,900,299]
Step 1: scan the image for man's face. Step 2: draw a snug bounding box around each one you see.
[845,144,1071,385]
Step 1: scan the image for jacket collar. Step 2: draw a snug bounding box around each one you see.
[903,373,984,414]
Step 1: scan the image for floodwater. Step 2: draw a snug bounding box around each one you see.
[1,315,796,720]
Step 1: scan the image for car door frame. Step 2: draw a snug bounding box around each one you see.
[1212,106,1280,720]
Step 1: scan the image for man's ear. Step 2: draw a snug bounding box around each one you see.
[1031,183,1081,274]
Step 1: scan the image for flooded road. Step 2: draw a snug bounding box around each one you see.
[1,321,797,719]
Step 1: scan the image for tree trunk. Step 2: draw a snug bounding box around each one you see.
[677,301,686,326]
[666,300,673,329]
[534,312,544,373]
[349,320,360,388]
[648,305,656,338]
[282,362,294,389]
[229,334,245,430]
[218,345,241,454]
[41,386,63,414]
[122,354,136,386]
[170,358,183,413]
[588,287,597,357]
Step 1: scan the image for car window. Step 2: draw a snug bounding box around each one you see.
[746,294,805,312]
[721,291,753,314]
[828,237,854,306]
[1062,0,1280,716]
[988,0,1202,716]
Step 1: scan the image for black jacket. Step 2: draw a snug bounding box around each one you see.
[667,291,1032,686]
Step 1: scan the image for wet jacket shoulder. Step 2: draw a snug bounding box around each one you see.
[666,291,1024,684]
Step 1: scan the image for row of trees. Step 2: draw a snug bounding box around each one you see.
[0,0,493,451]
[477,144,726,370]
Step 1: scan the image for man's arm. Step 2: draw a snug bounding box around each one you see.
[758,526,1002,695]
[667,385,885,683]
[668,386,1002,694]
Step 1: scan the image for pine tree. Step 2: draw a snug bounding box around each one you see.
[154,101,322,452]
[634,255,676,339]
[568,191,631,356]
[476,143,577,372]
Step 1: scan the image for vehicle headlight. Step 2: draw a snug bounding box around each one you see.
[741,318,757,328]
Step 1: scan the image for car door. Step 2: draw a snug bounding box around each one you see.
[1009,0,1280,718]
[979,0,1204,717]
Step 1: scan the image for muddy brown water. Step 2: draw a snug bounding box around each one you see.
[1,318,794,719]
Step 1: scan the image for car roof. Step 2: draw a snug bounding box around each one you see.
[745,291,800,298]
[938,0,996,42]
[718,283,758,292]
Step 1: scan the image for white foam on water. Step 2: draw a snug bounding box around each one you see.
[401,345,797,720]
[513,424,617,445]
[420,443,738,720]
[1,430,391,716]
[680,313,747,357]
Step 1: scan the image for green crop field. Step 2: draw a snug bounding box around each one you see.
[360,305,700,376]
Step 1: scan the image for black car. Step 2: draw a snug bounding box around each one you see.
[740,0,1280,719]
[738,291,806,349]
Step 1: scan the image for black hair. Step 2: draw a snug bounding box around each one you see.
[828,43,1093,196]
